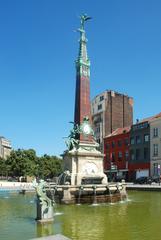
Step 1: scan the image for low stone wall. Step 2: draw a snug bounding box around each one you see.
[50,183,127,204]
[73,192,126,204]
[126,183,161,191]
[0,181,34,191]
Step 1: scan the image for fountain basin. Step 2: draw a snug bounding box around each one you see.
[47,182,127,204]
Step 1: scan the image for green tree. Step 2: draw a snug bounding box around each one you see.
[5,149,63,179]
[5,149,38,177]
[38,155,63,179]
[0,157,8,177]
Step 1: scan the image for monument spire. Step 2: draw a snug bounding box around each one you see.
[74,14,92,142]
[63,16,108,188]
[77,15,91,62]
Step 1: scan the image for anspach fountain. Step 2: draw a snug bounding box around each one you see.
[33,15,127,223]
[33,15,127,224]
[47,14,127,206]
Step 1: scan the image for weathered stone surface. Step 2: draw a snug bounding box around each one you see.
[54,183,127,204]
[30,234,71,240]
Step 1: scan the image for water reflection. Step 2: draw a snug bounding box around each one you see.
[36,222,53,238]
[1,192,161,240]
[58,201,130,240]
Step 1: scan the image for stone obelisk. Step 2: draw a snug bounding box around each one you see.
[63,15,107,186]
[74,15,93,143]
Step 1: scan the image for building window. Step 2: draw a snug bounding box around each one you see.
[153,144,158,156]
[100,96,104,102]
[96,127,100,133]
[136,149,140,160]
[124,138,129,146]
[153,128,158,137]
[118,151,122,160]
[112,141,115,148]
[144,134,149,142]
[112,152,115,161]
[106,154,110,162]
[130,137,134,145]
[130,150,135,161]
[118,140,122,147]
[144,148,149,159]
[153,163,159,175]
[105,143,110,149]
[136,136,141,144]
[98,104,102,110]
[125,151,129,160]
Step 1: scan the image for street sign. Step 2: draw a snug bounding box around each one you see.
[111,165,117,170]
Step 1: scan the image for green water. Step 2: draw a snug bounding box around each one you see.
[0,191,161,240]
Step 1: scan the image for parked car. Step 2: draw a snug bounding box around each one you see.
[134,176,150,184]
[8,177,18,182]
[115,176,125,182]
[150,175,160,183]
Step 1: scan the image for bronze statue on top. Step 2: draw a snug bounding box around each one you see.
[80,14,92,30]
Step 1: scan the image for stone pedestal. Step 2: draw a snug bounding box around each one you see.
[63,141,107,186]
[36,199,54,223]
[61,186,72,204]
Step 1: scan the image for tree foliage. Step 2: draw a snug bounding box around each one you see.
[1,149,63,179]
[0,157,8,176]
[38,154,63,179]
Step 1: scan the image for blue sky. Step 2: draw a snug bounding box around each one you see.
[0,0,161,156]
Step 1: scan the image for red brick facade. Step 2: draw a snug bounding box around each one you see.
[128,163,150,180]
[91,90,133,151]
[104,127,130,180]
[74,75,91,126]
[105,91,133,136]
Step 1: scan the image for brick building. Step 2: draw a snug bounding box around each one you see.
[104,112,161,181]
[129,121,150,181]
[129,113,161,180]
[91,90,133,151]
[104,127,130,181]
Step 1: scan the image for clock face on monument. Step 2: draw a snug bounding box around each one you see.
[82,123,91,135]
[80,117,93,136]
